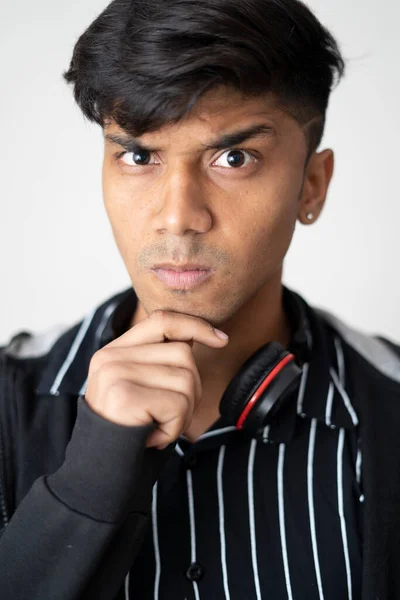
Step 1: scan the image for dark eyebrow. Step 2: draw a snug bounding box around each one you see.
[104,123,275,154]
[104,133,156,153]
[202,124,276,151]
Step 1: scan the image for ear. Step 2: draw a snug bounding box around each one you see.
[298,149,334,225]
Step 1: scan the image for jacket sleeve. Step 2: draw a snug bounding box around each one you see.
[0,395,174,600]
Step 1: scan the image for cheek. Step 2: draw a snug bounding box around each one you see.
[239,173,301,271]
[102,171,142,261]
[103,166,132,225]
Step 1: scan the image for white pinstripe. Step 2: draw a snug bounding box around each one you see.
[50,308,97,395]
[325,382,335,427]
[186,469,200,600]
[217,446,231,600]
[199,427,237,440]
[278,444,293,600]
[329,368,359,426]
[179,427,237,443]
[78,377,88,396]
[356,446,362,486]
[152,483,161,600]
[334,336,346,386]
[296,362,309,416]
[77,301,119,396]
[262,425,271,443]
[124,572,130,600]
[248,439,262,600]
[335,338,363,510]
[95,302,118,345]
[307,419,325,600]
[175,443,184,457]
[337,429,353,600]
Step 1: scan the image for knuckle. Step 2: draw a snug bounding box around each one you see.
[170,411,187,435]
[107,379,135,403]
[165,423,184,442]
[177,341,193,362]
[89,347,114,372]
[89,350,104,372]
[181,368,195,392]
[174,391,194,428]
[171,390,190,413]
[207,321,216,333]
[95,360,122,384]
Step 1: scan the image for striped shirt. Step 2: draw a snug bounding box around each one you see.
[34,286,364,600]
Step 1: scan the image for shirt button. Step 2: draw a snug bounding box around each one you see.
[186,562,205,581]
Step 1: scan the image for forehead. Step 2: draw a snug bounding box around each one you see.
[105,87,301,140]
[176,87,289,125]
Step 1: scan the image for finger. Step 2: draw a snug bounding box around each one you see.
[137,387,191,443]
[91,362,197,423]
[87,376,193,432]
[145,395,190,448]
[146,426,179,450]
[128,362,199,414]
[89,343,202,404]
[108,309,229,349]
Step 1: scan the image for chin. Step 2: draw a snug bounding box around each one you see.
[140,296,224,327]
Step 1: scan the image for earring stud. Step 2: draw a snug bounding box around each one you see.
[306,212,314,221]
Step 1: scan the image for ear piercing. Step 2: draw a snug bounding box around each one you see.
[306,212,314,221]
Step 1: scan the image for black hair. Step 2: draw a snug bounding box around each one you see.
[63,0,345,160]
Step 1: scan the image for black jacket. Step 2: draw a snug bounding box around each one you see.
[0,293,400,600]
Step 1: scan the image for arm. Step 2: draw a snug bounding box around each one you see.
[0,309,228,599]
[0,397,173,600]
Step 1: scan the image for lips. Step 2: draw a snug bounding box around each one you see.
[151,267,213,289]
[152,263,210,272]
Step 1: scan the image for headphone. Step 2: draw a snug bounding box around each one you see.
[219,341,303,431]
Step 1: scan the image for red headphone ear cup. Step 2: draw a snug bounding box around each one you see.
[219,341,286,425]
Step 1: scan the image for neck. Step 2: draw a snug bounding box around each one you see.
[193,273,290,385]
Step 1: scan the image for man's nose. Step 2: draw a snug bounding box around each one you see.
[152,168,213,236]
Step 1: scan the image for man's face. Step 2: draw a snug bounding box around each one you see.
[102,87,309,328]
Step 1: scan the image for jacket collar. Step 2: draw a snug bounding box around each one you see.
[35,286,359,446]
[36,288,137,397]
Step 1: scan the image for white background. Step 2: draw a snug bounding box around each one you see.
[0,0,399,345]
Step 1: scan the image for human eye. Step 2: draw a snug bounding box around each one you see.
[212,148,258,169]
[117,149,158,167]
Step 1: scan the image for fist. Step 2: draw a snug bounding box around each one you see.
[85,310,229,449]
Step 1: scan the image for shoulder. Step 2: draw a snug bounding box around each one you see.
[1,324,70,360]
[0,320,85,450]
[0,286,135,396]
[316,307,400,385]
[0,323,85,517]
[0,322,80,394]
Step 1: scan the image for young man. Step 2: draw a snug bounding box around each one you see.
[0,0,399,598]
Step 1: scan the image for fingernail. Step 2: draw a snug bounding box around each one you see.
[214,328,229,340]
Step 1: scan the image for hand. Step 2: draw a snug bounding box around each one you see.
[85,310,229,449]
